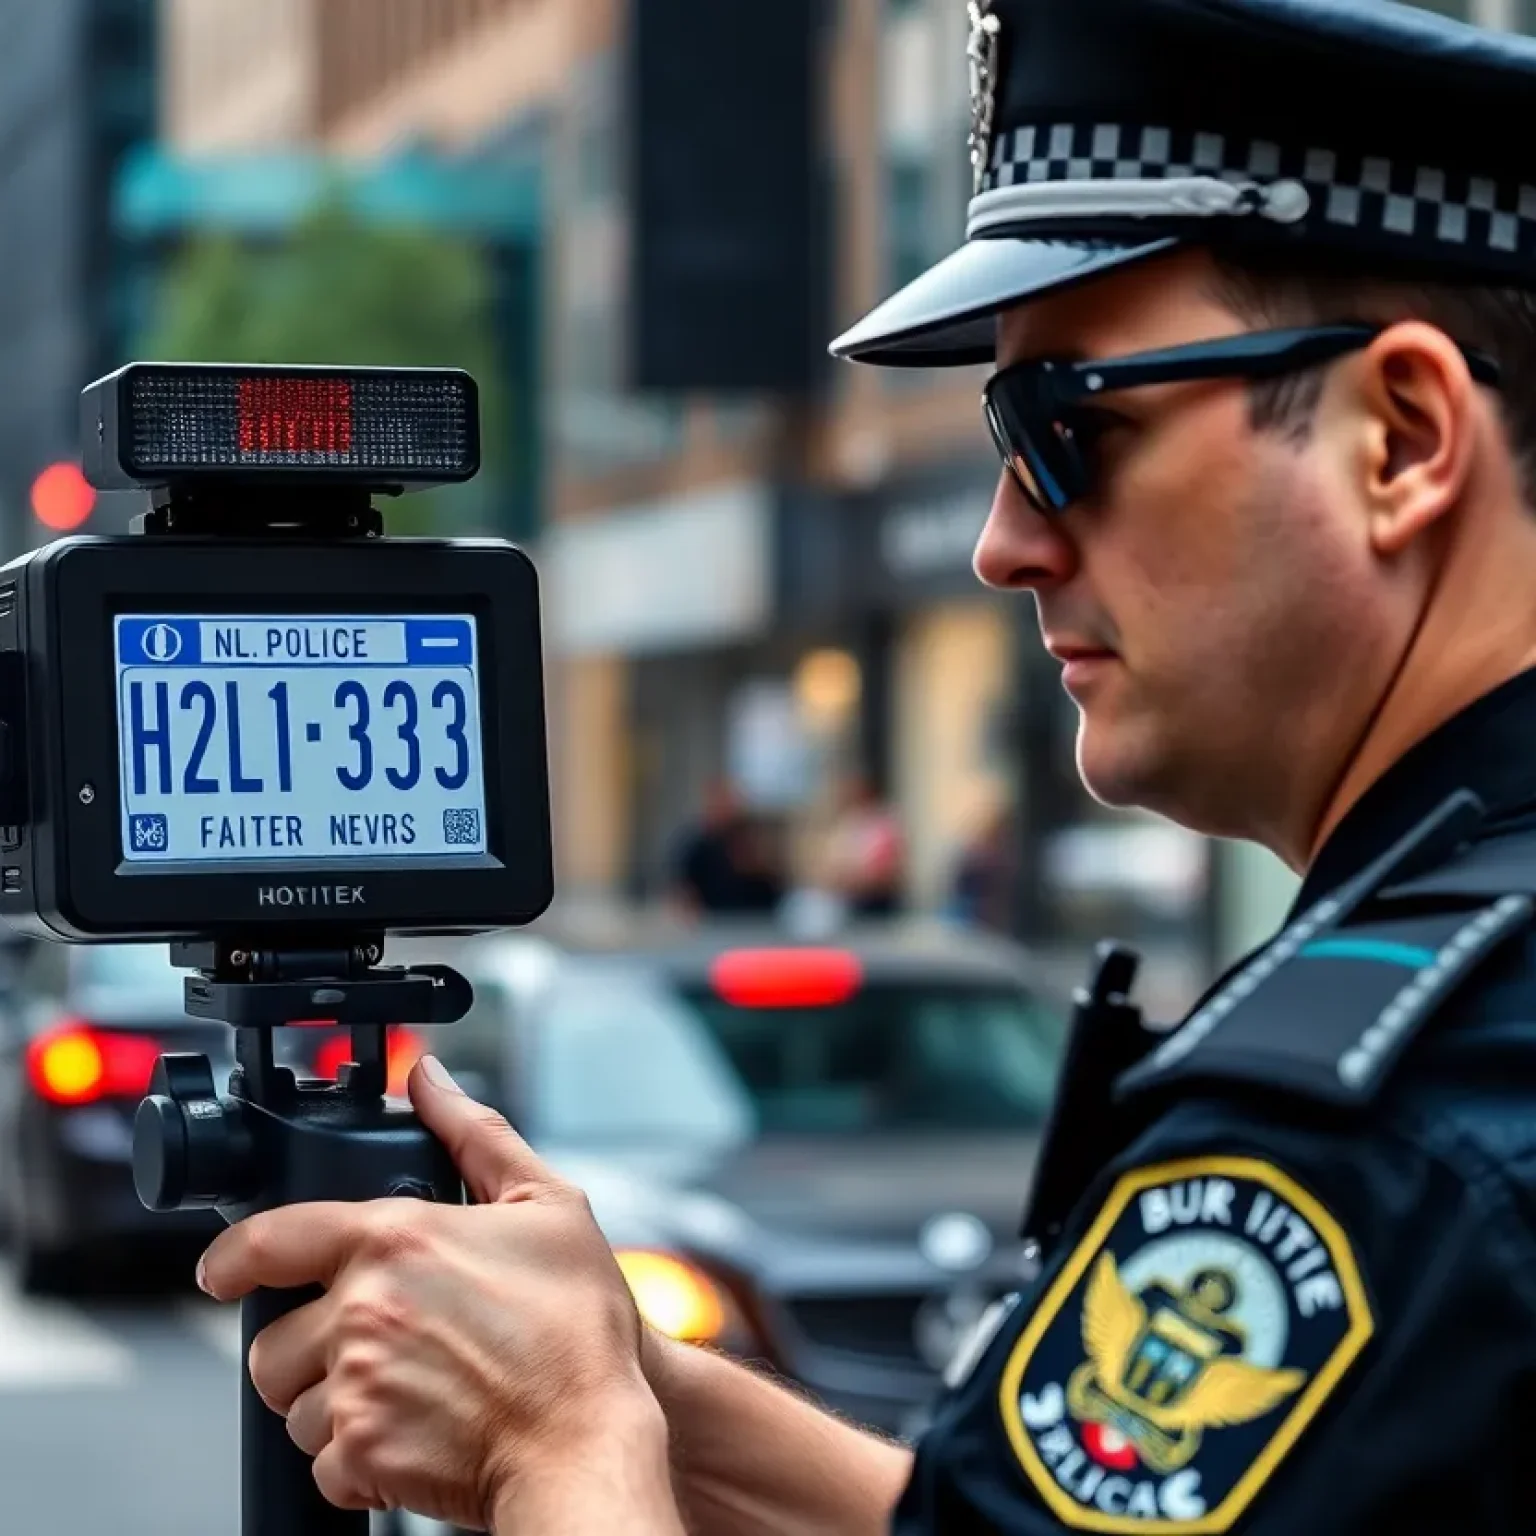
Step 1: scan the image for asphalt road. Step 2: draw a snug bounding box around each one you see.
[0,1263,446,1536]
[0,1259,240,1534]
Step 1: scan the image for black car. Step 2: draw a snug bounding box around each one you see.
[410,919,1070,1440]
[0,941,427,1294]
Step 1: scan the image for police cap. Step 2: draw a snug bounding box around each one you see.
[831,0,1536,367]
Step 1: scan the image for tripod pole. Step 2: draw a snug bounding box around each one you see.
[132,940,472,1536]
[243,1286,363,1536]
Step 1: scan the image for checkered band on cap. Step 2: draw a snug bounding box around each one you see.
[981,122,1536,257]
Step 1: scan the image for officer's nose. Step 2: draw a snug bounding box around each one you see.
[972,472,1078,592]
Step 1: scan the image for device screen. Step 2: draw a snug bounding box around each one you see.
[113,613,489,866]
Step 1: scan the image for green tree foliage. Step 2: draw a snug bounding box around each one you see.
[140,197,507,535]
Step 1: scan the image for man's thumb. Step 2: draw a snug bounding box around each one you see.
[409,1055,550,1202]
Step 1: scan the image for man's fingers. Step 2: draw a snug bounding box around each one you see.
[199,1204,361,1301]
[248,1290,336,1415]
[311,1441,381,1514]
[408,1056,555,1202]
[284,1378,334,1458]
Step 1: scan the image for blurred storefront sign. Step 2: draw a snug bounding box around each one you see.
[114,147,541,241]
[546,483,773,656]
[777,460,995,620]
[871,473,993,602]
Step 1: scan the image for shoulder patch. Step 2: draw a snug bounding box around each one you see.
[997,1157,1373,1534]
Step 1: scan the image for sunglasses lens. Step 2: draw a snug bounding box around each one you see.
[985,382,1090,512]
[985,397,1046,510]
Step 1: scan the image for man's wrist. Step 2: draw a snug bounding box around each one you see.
[489,1388,679,1534]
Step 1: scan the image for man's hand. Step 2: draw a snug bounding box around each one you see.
[197,1057,678,1532]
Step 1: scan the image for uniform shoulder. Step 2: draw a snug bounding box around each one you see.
[1388,926,1536,1166]
[1109,796,1536,1242]
[1118,795,1536,1111]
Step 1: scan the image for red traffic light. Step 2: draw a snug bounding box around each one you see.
[31,462,96,531]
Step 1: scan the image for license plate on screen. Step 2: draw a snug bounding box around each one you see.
[114,614,489,864]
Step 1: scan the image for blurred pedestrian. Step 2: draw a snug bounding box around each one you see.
[947,802,1018,935]
[723,813,788,916]
[823,773,905,918]
[668,780,783,918]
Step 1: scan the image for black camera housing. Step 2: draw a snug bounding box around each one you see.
[0,535,553,942]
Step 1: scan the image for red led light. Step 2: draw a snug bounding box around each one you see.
[238,377,354,458]
[709,949,864,1010]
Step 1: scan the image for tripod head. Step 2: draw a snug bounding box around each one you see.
[134,936,473,1217]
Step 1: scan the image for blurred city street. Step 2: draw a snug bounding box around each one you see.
[0,1260,238,1535]
[0,0,1522,1531]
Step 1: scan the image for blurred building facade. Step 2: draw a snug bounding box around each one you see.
[151,0,1525,999]
[0,0,157,550]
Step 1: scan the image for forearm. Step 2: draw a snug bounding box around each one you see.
[647,1332,912,1536]
[491,1397,688,1536]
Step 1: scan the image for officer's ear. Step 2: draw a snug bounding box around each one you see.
[1352,320,1479,556]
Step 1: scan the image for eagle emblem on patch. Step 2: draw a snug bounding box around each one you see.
[998,1157,1374,1533]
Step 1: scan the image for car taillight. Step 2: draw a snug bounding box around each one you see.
[709,948,864,1009]
[313,1027,426,1097]
[27,1023,163,1106]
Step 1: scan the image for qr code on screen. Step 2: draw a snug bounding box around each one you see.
[443,808,481,846]
[130,813,169,853]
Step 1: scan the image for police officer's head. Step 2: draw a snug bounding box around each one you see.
[833,0,1536,864]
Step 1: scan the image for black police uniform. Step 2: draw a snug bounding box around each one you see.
[893,675,1536,1533]
[825,0,1536,1530]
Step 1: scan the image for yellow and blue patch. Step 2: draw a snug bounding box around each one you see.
[998,1157,1373,1534]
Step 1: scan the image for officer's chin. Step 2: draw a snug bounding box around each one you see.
[1073,718,1167,816]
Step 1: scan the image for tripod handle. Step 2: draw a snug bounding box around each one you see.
[226,1063,464,1536]
[243,1286,366,1536]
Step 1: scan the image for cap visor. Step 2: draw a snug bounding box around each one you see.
[829,234,1181,367]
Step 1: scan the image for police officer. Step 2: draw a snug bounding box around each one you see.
[195,0,1536,1531]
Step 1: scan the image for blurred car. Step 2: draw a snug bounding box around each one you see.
[0,941,427,1294]
[400,918,1070,1442]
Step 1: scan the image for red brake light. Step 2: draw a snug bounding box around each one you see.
[313,1035,350,1084]
[709,949,864,1010]
[314,1028,427,1097]
[27,1023,162,1106]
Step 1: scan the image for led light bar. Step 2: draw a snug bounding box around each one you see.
[81,363,480,491]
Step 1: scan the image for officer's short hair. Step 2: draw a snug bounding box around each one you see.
[1206,251,1536,506]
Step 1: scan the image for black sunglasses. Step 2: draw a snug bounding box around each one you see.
[983,324,1503,515]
